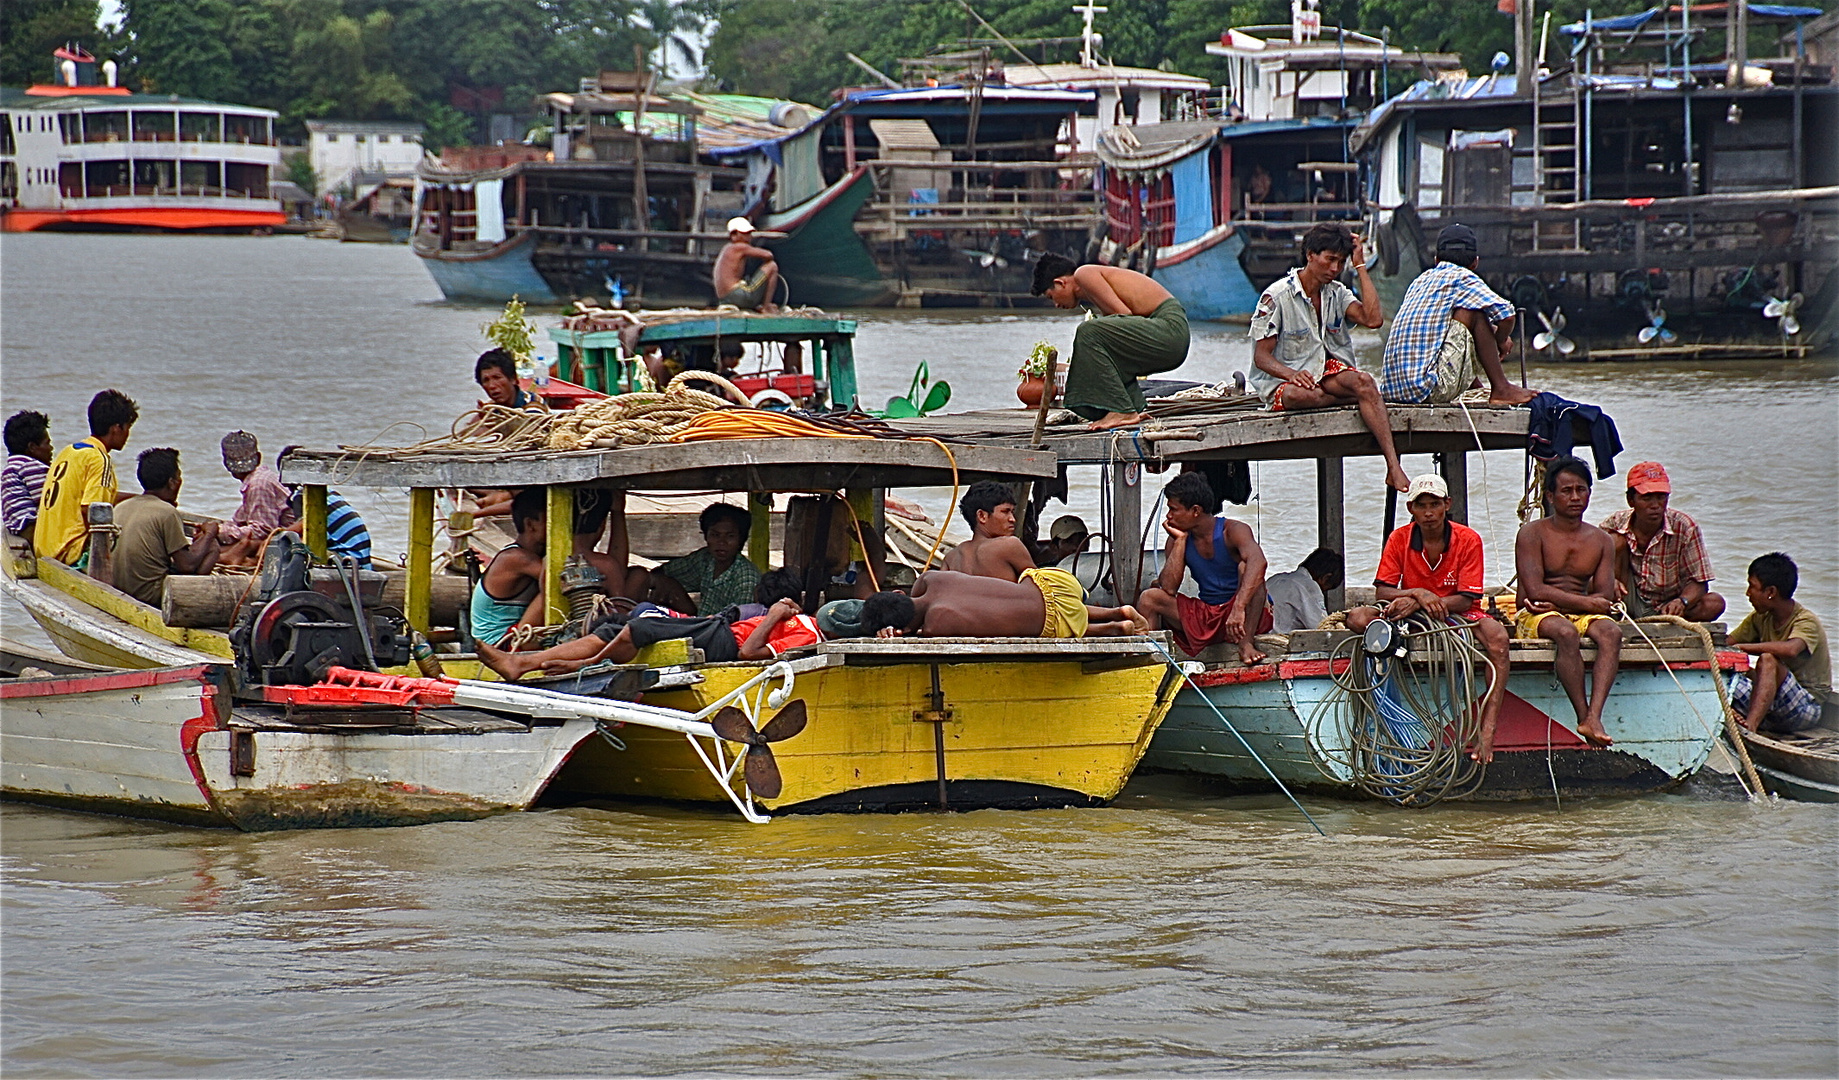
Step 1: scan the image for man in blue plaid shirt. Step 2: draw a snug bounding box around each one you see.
[1379,224,1538,407]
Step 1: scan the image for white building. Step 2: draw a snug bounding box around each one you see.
[303,119,424,198]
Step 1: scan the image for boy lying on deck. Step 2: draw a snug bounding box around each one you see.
[860,569,1145,639]
[477,568,820,681]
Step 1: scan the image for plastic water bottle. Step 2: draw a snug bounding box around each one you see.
[533,353,550,388]
[411,632,445,678]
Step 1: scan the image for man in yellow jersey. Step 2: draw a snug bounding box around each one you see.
[36,389,138,564]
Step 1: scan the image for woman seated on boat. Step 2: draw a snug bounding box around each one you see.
[641,502,762,616]
[476,568,820,680]
[469,488,548,647]
[857,568,1144,640]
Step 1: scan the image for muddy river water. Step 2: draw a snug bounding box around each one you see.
[1,234,1834,1076]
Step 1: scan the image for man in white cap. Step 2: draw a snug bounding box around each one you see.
[713,216,780,313]
[1038,515,1092,566]
[1346,472,1513,764]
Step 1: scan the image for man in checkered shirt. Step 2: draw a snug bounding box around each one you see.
[1379,224,1538,407]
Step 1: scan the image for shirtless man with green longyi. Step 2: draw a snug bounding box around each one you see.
[1031,255,1189,432]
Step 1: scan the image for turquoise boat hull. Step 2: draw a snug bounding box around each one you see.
[1146,656,1731,801]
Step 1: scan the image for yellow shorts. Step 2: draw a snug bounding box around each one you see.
[1514,609,1614,639]
[1022,566,1089,638]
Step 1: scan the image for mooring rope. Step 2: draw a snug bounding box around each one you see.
[1623,611,1770,801]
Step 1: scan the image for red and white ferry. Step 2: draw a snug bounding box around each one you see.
[1,47,282,233]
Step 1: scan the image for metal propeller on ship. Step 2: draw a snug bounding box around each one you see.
[1764,292,1804,337]
[708,699,808,800]
[1533,308,1576,355]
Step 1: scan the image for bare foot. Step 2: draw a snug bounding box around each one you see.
[541,658,590,676]
[475,639,531,682]
[1237,643,1269,666]
[1122,605,1150,634]
[1577,714,1614,747]
[1469,721,1498,764]
[1488,385,1539,406]
[1087,411,1148,431]
[1385,464,1411,493]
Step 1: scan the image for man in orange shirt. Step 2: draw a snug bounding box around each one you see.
[1347,473,1512,763]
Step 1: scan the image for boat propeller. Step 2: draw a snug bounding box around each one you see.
[1533,308,1576,355]
[709,699,808,800]
[1637,301,1677,345]
[1764,292,1804,337]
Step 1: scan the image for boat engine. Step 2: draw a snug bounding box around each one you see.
[228,534,411,689]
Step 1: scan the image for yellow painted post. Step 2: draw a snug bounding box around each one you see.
[747,492,772,571]
[845,487,873,561]
[302,485,329,560]
[545,484,572,624]
[406,487,434,632]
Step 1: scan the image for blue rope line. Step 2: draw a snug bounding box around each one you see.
[1146,638,1327,836]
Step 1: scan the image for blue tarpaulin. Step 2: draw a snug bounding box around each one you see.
[1170,150,1213,244]
[1563,3,1819,34]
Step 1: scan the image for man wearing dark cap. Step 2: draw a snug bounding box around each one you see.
[1379,223,1536,407]
[217,430,296,546]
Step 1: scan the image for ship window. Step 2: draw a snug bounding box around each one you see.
[180,112,221,142]
[82,111,129,143]
[0,115,12,157]
[224,161,269,198]
[180,161,222,194]
[1,162,16,200]
[224,114,271,145]
[133,160,177,193]
[132,111,177,142]
[326,133,338,143]
[355,134,367,143]
[84,159,129,196]
[59,162,81,195]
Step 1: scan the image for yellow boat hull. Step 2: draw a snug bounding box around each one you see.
[549,658,1180,812]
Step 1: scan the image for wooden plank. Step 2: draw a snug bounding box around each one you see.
[281,437,1057,491]
[406,488,434,633]
[1111,462,1145,607]
[812,634,1173,665]
[545,485,572,624]
[1316,457,1346,612]
[302,485,328,560]
[1440,451,1469,526]
[747,491,771,572]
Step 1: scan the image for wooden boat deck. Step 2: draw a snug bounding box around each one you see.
[229,704,535,736]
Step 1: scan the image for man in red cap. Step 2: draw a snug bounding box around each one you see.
[1597,460,1724,622]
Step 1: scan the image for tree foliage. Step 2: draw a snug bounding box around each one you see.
[1,0,118,89]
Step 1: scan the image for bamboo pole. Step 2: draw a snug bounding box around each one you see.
[406,488,435,632]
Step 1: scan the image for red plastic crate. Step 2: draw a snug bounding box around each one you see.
[730,373,818,400]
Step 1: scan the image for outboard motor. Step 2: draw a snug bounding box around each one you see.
[228,534,411,690]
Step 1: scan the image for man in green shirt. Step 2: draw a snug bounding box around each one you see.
[648,502,761,615]
[114,448,222,607]
[1728,552,1829,734]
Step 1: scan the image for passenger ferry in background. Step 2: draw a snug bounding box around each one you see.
[1,46,282,233]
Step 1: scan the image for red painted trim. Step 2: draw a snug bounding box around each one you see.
[1154,224,1237,268]
[179,684,230,817]
[1192,665,1277,687]
[1279,658,1354,679]
[1,207,283,232]
[24,85,132,97]
[0,663,218,700]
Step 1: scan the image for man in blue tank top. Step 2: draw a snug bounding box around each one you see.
[1137,472,1272,664]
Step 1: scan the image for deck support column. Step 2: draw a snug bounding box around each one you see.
[827,337,858,410]
[747,492,772,571]
[1316,457,1346,612]
[1110,463,1144,607]
[406,487,434,632]
[545,485,572,625]
[302,485,329,561]
[1437,450,1470,525]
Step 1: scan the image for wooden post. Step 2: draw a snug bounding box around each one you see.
[747,492,773,571]
[406,488,434,632]
[302,485,329,560]
[1316,457,1346,611]
[844,115,857,171]
[845,487,874,562]
[1439,451,1470,525]
[545,485,572,624]
[828,336,858,409]
[1110,463,1144,607]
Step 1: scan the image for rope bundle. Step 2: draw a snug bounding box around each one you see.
[545,383,738,450]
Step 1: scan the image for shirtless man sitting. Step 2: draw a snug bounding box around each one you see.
[1032,255,1190,431]
[1513,455,1623,747]
[861,569,1142,639]
[713,217,779,313]
[942,481,1034,580]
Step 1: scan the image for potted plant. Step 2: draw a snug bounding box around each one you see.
[1016,340,1057,407]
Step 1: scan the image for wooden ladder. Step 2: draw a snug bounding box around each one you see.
[1514,83,1584,251]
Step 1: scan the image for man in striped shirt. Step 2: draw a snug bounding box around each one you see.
[284,480,373,569]
[2,411,53,544]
